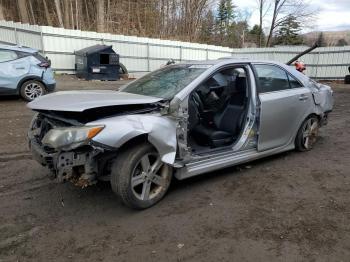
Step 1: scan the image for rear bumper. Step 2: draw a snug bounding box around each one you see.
[320,110,332,126]
[45,82,56,92]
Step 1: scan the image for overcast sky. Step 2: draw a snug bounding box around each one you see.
[234,0,350,32]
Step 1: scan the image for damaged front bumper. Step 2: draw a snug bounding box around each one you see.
[29,139,108,187]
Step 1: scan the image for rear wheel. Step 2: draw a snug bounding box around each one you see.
[20,80,46,101]
[110,143,172,209]
[295,116,319,151]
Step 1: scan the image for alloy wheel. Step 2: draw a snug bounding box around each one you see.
[24,82,43,100]
[131,153,170,201]
[302,117,319,149]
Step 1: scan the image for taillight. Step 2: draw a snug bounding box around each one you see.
[38,62,50,68]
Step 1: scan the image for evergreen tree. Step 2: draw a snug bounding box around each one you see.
[216,0,227,35]
[224,0,235,27]
[336,38,348,46]
[216,0,237,45]
[248,24,265,46]
[274,16,303,45]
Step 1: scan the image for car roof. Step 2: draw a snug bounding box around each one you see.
[179,58,285,66]
[0,44,38,54]
[178,58,311,86]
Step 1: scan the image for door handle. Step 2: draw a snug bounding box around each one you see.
[299,95,309,101]
[15,67,25,69]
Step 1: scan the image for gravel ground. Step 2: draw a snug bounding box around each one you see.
[0,76,349,262]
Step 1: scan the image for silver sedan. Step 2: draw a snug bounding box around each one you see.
[27,59,333,209]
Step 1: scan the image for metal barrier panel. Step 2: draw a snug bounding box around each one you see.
[0,20,349,79]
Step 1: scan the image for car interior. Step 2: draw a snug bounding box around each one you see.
[187,66,249,152]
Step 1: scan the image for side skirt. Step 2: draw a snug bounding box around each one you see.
[175,143,294,180]
[0,87,18,95]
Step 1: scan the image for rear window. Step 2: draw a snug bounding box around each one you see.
[33,53,48,62]
[16,51,48,63]
[287,74,303,88]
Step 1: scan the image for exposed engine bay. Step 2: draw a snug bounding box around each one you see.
[28,101,166,187]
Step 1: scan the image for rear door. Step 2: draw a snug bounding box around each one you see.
[0,49,29,94]
[254,64,313,151]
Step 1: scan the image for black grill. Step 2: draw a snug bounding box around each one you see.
[38,118,53,142]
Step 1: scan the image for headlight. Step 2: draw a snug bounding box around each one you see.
[42,125,104,150]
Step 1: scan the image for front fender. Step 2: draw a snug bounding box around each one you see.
[90,114,178,164]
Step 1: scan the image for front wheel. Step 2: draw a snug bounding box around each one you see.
[20,80,46,101]
[111,143,172,209]
[295,116,319,151]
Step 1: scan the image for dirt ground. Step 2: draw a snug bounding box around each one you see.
[0,76,350,262]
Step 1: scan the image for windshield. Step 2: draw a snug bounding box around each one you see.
[121,64,209,99]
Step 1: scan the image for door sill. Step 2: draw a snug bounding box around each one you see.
[175,143,294,180]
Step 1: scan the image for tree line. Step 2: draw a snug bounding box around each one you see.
[0,0,347,48]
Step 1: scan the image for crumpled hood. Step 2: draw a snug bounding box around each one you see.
[27,90,163,112]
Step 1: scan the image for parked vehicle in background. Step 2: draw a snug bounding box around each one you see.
[27,59,333,209]
[0,44,56,101]
[345,66,350,84]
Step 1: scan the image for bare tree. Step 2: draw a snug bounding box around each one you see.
[63,0,71,28]
[0,0,5,20]
[54,0,64,27]
[266,0,280,47]
[96,0,105,32]
[70,0,74,29]
[266,0,316,47]
[75,0,80,30]
[28,0,35,24]
[42,0,53,26]
[257,0,269,47]
[17,0,29,23]
[83,0,91,30]
[3,0,216,45]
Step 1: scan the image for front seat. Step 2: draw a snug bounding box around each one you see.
[190,74,247,147]
[188,91,204,133]
[192,104,245,147]
[229,77,247,106]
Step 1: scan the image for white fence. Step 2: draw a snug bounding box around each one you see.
[0,20,349,79]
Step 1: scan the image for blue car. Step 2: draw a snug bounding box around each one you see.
[0,44,56,101]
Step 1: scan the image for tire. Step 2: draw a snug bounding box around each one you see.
[20,80,46,102]
[295,116,319,152]
[110,143,172,209]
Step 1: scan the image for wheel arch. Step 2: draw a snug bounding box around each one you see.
[16,75,47,93]
[91,115,178,165]
[116,132,176,165]
[117,134,150,152]
[293,112,321,141]
[296,113,321,133]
